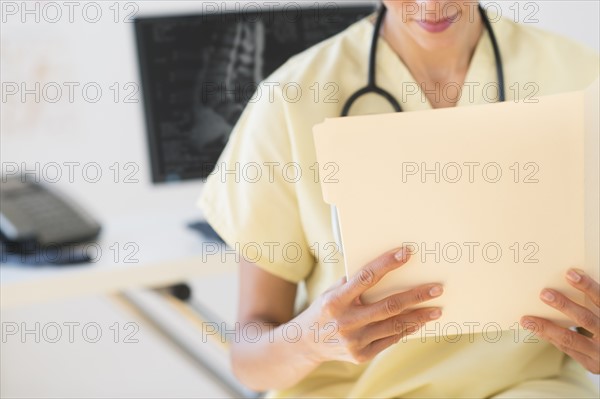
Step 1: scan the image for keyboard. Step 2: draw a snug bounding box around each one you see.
[186,221,224,244]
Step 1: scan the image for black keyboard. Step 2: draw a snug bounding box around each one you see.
[187,221,224,244]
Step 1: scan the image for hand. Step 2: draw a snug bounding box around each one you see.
[298,246,444,365]
[520,269,600,374]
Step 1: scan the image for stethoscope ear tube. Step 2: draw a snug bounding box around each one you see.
[341,6,402,117]
[479,5,506,102]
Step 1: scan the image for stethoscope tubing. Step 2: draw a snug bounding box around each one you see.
[341,4,506,117]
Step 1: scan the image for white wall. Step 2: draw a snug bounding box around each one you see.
[481,0,599,51]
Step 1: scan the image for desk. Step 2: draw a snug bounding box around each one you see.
[1,207,236,308]
[0,205,255,397]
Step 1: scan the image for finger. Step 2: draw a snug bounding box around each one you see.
[521,316,600,374]
[520,316,596,355]
[362,284,444,323]
[560,346,600,374]
[340,247,412,300]
[359,334,402,362]
[361,307,442,344]
[539,288,600,336]
[360,324,421,361]
[327,276,347,292]
[565,269,600,309]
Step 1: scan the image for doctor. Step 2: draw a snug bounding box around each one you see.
[200,1,600,397]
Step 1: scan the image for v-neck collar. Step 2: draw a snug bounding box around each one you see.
[368,20,500,111]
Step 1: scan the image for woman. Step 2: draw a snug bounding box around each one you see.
[200,1,599,397]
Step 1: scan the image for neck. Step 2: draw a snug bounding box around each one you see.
[381,13,484,83]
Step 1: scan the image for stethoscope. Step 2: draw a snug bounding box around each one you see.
[332,4,506,254]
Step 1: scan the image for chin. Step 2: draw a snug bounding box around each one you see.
[406,23,463,51]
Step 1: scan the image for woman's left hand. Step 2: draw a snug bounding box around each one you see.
[520,268,600,374]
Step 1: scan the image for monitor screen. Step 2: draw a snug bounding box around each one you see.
[134,4,375,183]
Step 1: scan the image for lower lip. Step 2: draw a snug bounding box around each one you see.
[416,18,454,33]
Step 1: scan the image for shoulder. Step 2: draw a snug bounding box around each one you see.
[496,17,599,93]
[246,16,373,126]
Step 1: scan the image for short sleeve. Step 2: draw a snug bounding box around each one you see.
[198,83,315,283]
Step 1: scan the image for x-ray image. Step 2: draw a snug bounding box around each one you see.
[135,7,373,182]
[190,21,265,153]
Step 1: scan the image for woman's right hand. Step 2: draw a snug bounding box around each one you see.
[297,246,444,365]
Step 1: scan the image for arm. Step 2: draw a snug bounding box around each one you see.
[230,259,318,391]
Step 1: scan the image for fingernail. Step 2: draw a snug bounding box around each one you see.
[566,269,582,283]
[429,285,443,297]
[429,309,442,320]
[541,290,555,302]
[394,248,407,262]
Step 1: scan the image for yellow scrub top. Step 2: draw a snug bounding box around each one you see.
[199,14,600,398]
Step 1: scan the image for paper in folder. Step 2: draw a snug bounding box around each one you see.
[313,80,599,337]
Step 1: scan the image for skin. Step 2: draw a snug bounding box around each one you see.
[231,0,600,391]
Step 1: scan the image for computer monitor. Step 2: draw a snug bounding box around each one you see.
[134,4,375,183]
